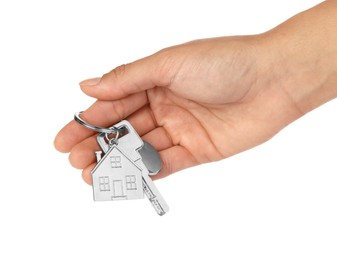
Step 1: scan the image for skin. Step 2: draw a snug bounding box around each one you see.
[54,1,337,185]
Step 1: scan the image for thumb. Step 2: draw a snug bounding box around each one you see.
[80,53,171,100]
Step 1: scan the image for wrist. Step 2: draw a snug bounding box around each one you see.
[260,1,337,115]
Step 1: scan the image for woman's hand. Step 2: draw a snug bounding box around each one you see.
[54,1,337,184]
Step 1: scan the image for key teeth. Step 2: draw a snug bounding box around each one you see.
[150,198,168,216]
[142,181,169,216]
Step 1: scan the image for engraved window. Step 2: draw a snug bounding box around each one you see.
[99,176,110,192]
[126,175,137,190]
[110,156,122,168]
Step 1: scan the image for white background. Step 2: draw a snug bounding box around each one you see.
[0,1,336,259]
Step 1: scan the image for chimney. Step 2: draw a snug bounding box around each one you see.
[95,151,102,162]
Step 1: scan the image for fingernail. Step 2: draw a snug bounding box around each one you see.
[79,77,101,86]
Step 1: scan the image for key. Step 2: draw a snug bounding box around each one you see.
[93,120,169,215]
[113,121,169,215]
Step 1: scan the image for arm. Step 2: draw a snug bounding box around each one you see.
[261,0,337,114]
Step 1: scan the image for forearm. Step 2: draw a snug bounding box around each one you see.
[262,0,337,114]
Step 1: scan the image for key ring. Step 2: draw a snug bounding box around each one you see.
[74,111,119,134]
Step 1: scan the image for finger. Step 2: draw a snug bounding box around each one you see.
[82,162,95,185]
[141,127,173,151]
[79,54,172,100]
[54,92,147,153]
[69,106,158,169]
[125,105,157,135]
[153,145,198,180]
[69,135,98,169]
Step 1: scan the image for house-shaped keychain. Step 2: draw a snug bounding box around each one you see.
[74,113,169,215]
[91,121,146,201]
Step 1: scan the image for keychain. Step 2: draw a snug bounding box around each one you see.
[74,112,169,216]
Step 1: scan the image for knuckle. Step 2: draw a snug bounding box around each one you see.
[100,64,129,97]
[113,64,127,77]
[105,64,127,81]
[110,99,126,120]
[153,47,179,86]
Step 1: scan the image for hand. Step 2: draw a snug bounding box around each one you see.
[54,1,337,184]
[54,36,299,184]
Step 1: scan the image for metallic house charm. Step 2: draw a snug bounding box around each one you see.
[91,120,169,215]
[92,145,144,201]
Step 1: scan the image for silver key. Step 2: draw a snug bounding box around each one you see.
[93,120,169,215]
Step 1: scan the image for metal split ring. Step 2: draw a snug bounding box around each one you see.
[105,130,120,145]
[74,111,119,134]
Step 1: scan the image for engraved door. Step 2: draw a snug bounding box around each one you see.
[112,180,125,199]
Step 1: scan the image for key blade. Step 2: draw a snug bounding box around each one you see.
[142,174,169,216]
